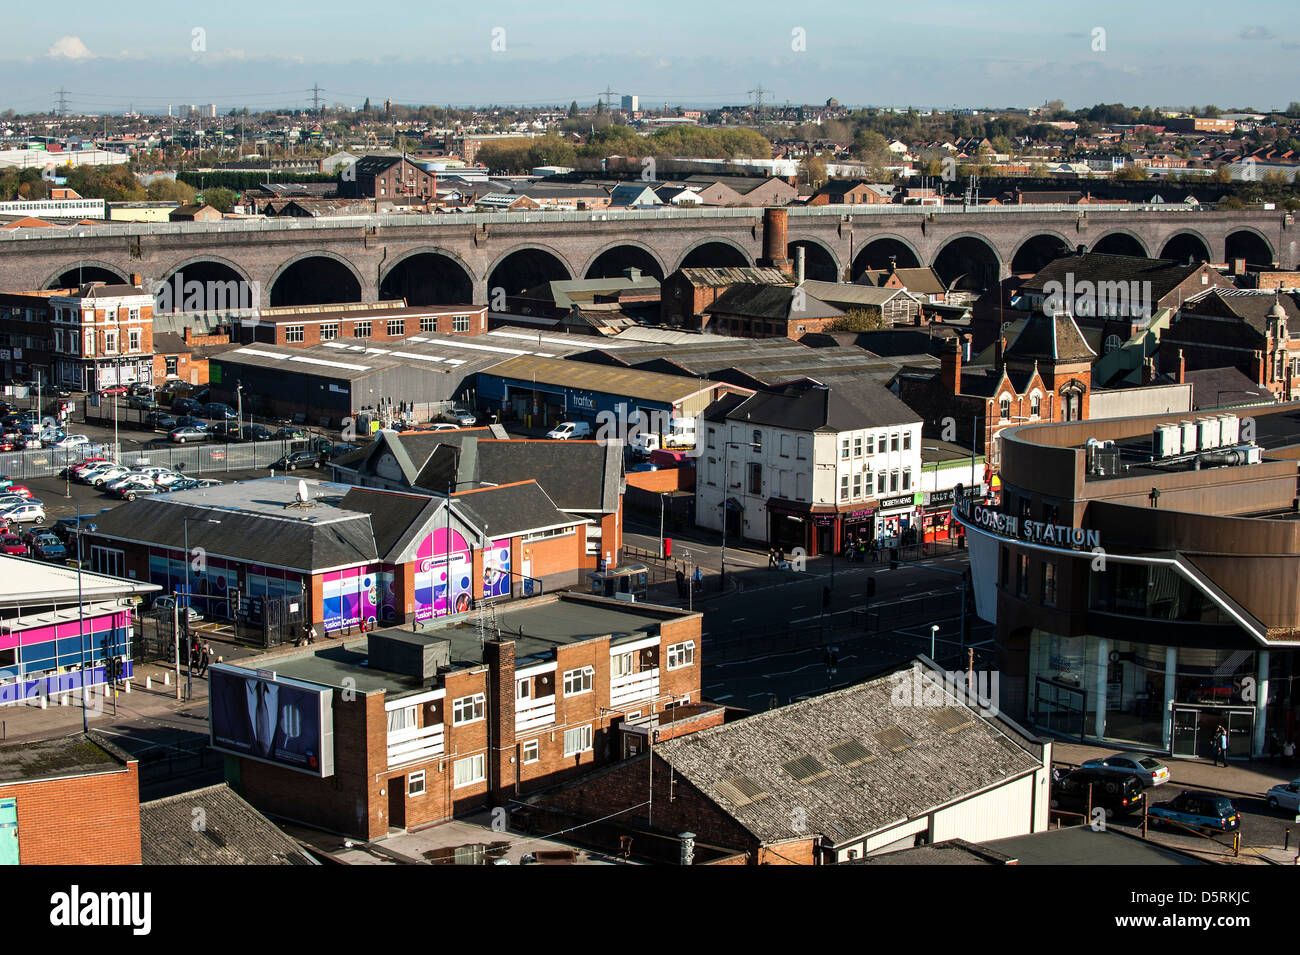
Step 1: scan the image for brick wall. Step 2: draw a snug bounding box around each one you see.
[0,764,142,864]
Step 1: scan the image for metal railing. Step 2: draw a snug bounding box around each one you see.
[0,443,119,479]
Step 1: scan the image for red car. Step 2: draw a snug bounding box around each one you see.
[0,441,17,452]
[1,534,27,556]
[99,385,128,396]
[7,486,32,499]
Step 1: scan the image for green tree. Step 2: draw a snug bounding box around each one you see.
[799,155,827,189]
[146,178,198,203]
[202,187,237,213]
[829,309,885,332]
[568,100,579,119]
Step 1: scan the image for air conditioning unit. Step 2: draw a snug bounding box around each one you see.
[1178,421,1197,455]
[1196,416,1221,451]
[1218,413,1240,446]
[1152,424,1180,459]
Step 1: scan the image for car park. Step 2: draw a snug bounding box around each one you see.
[50,434,90,450]
[169,425,209,443]
[1148,790,1240,833]
[209,421,241,441]
[273,426,310,442]
[271,450,321,471]
[240,424,274,442]
[89,466,132,487]
[204,402,237,421]
[1080,753,1171,787]
[126,395,156,410]
[172,397,203,416]
[546,421,592,440]
[1265,778,1300,812]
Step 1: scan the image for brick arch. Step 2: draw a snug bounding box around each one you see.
[578,240,668,280]
[268,250,365,293]
[378,245,477,289]
[1089,229,1150,258]
[484,242,576,296]
[1157,229,1214,263]
[673,237,754,272]
[785,234,841,280]
[1224,226,1275,265]
[850,233,924,276]
[42,259,131,290]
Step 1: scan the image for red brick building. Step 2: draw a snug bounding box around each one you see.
[0,734,142,865]
[337,155,438,200]
[703,283,844,338]
[660,266,792,327]
[241,303,489,347]
[215,593,708,839]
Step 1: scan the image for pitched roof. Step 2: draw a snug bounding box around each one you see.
[672,267,792,288]
[1004,311,1096,364]
[857,267,947,295]
[800,280,919,310]
[483,354,732,405]
[654,663,1042,846]
[140,784,316,865]
[474,440,622,513]
[452,480,584,536]
[706,377,919,432]
[705,284,843,322]
[1180,288,1300,334]
[1021,252,1215,301]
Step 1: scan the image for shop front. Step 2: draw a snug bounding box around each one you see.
[767,503,843,556]
[875,493,922,546]
[842,508,876,553]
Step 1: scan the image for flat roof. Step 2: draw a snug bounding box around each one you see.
[162,476,362,523]
[0,733,132,785]
[0,554,159,608]
[981,825,1203,865]
[484,354,735,404]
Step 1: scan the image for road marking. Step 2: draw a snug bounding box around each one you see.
[790,604,805,610]
[713,694,733,701]
[732,618,746,623]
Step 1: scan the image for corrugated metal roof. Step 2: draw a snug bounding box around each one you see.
[483,354,738,404]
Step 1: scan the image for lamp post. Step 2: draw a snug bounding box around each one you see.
[72,504,99,732]
[182,515,222,700]
[930,624,940,661]
[718,440,760,591]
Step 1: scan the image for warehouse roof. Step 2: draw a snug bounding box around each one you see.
[140,784,316,865]
[483,354,738,405]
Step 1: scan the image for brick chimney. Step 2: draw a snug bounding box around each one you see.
[1176,348,1186,385]
[484,639,517,804]
[1253,349,1267,386]
[994,334,1007,371]
[940,338,962,394]
[760,207,791,271]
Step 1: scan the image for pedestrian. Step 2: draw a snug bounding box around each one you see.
[767,547,777,569]
[777,547,785,569]
[1214,724,1229,766]
[1283,739,1296,764]
[693,565,703,594]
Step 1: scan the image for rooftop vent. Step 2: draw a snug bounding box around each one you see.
[714,775,770,808]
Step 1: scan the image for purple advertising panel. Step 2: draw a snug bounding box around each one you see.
[483,538,511,600]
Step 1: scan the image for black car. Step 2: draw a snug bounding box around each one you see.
[1050,768,1146,820]
[1149,790,1241,833]
[209,421,241,441]
[172,397,203,416]
[271,450,321,471]
[241,424,274,441]
[144,411,177,431]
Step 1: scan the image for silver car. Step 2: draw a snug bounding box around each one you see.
[1265,778,1300,812]
[1081,752,1171,787]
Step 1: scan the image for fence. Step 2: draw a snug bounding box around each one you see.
[102,439,312,475]
[0,443,119,480]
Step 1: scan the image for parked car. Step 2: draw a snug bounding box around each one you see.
[19,434,41,449]
[1265,778,1300,813]
[89,466,133,487]
[126,395,156,410]
[273,426,310,441]
[153,471,188,489]
[172,397,203,416]
[114,481,163,502]
[50,434,90,450]
[98,385,128,397]
[6,485,33,499]
[151,595,203,624]
[271,450,321,471]
[1049,768,1146,820]
[0,534,27,556]
[209,421,241,441]
[1148,790,1240,833]
[0,476,11,490]
[192,478,223,488]
[76,464,119,484]
[442,406,477,426]
[0,494,27,511]
[30,534,67,561]
[144,411,178,431]
[428,422,461,432]
[204,402,237,421]
[330,443,361,459]
[169,478,202,492]
[169,425,209,444]
[1080,753,1171,788]
[547,421,593,440]
[0,502,45,524]
[240,424,274,442]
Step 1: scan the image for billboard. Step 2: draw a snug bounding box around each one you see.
[483,538,511,600]
[208,664,335,777]
[414,529,472,620]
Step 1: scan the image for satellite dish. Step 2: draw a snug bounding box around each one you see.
[296,479,310,504]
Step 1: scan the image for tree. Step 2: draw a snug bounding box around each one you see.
[829,309,885,332]
[799,155,827,189]
[202,187,237,213]
[851,130,888,163]
[568,100,579,119]
[363,98,371,113]
[1213,164,1232,183]
[146,178,198,203]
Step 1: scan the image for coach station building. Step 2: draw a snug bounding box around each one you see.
[954,404,1300,760]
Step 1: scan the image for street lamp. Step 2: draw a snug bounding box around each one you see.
[182,515,222,700]
[930,624,940,661]
[718,440,760,591]
[73,504,98,733]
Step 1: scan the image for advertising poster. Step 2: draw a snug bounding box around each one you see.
[209,665,335,777]
[483,538,511,600]
[379,571,398,624]
[322,572,343,632]
[414,530,472,620]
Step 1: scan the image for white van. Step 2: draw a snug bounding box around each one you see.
[547,421,593,440]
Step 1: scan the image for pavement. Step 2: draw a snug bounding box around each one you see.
[1052,739,1298,801]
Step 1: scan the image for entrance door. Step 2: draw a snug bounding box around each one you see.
[1172,707,1200,757]
[0,798,17,865]
[387,778,406,830]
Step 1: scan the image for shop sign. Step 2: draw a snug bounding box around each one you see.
[844,508,875,520]
[958,498,1102,550]
[572,394,596,411]
[879,495,916,511]
[812,514,836,526]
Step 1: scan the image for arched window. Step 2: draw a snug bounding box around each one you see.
[1030,392,1042,418]
[999,396,1011,421]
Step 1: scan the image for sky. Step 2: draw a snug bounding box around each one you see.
[2,1,1296,115]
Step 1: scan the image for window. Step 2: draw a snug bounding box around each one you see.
[104,331,116,353]
[877,471,887,494]
[387,319,405,337]
[667,641,695,669]
[516,678,530,700]
[611,652,636,678]
[840,474,850,501]
[1042,561,1058,606]
[285,325,305,343]
[563,724,593,757]
[165,357,178,377]
[865,434,874,455]
[129,308,140,323]
[522,526,574,543]
[852,472,862,498]
[752,429,762,451]
[707,428,716,449]
[387,705,417,733]
[840,438,850,460]
[748,462,762,495]
[1017,554,1029,598]
[128,329,140,352]
[999,396,1011,421]
[890,470,900,492]
[319,322,339,341]
[522,739,540,763]
[999,545,1009,587]
[853,434,863,457]
[408,771,426,796]
[563,666,594,696]
[902,469,911,491]
[890,433,900,453]
[420,315,436,332]
[453,315,470,333]
[902,431,911,451]
[1030,393,1042,417]
[779,434,790,457]
[453,754,486,788]
[452,692,485,725]
[353,321,372,338]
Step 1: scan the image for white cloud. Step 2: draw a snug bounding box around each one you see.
[46,36,94,59]
[1239,26,1273,41]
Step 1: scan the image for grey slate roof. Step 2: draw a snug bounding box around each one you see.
[799,280,919,310]
[1004,311,1097,363]
[705,377,919,432]
[140,784,316,865]
[655,664,1042,846]
[672,266,792,288]
[474,439,621,513]
[452,480,583,536]
[1021,252,1210,300]
[705,283,843,322]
